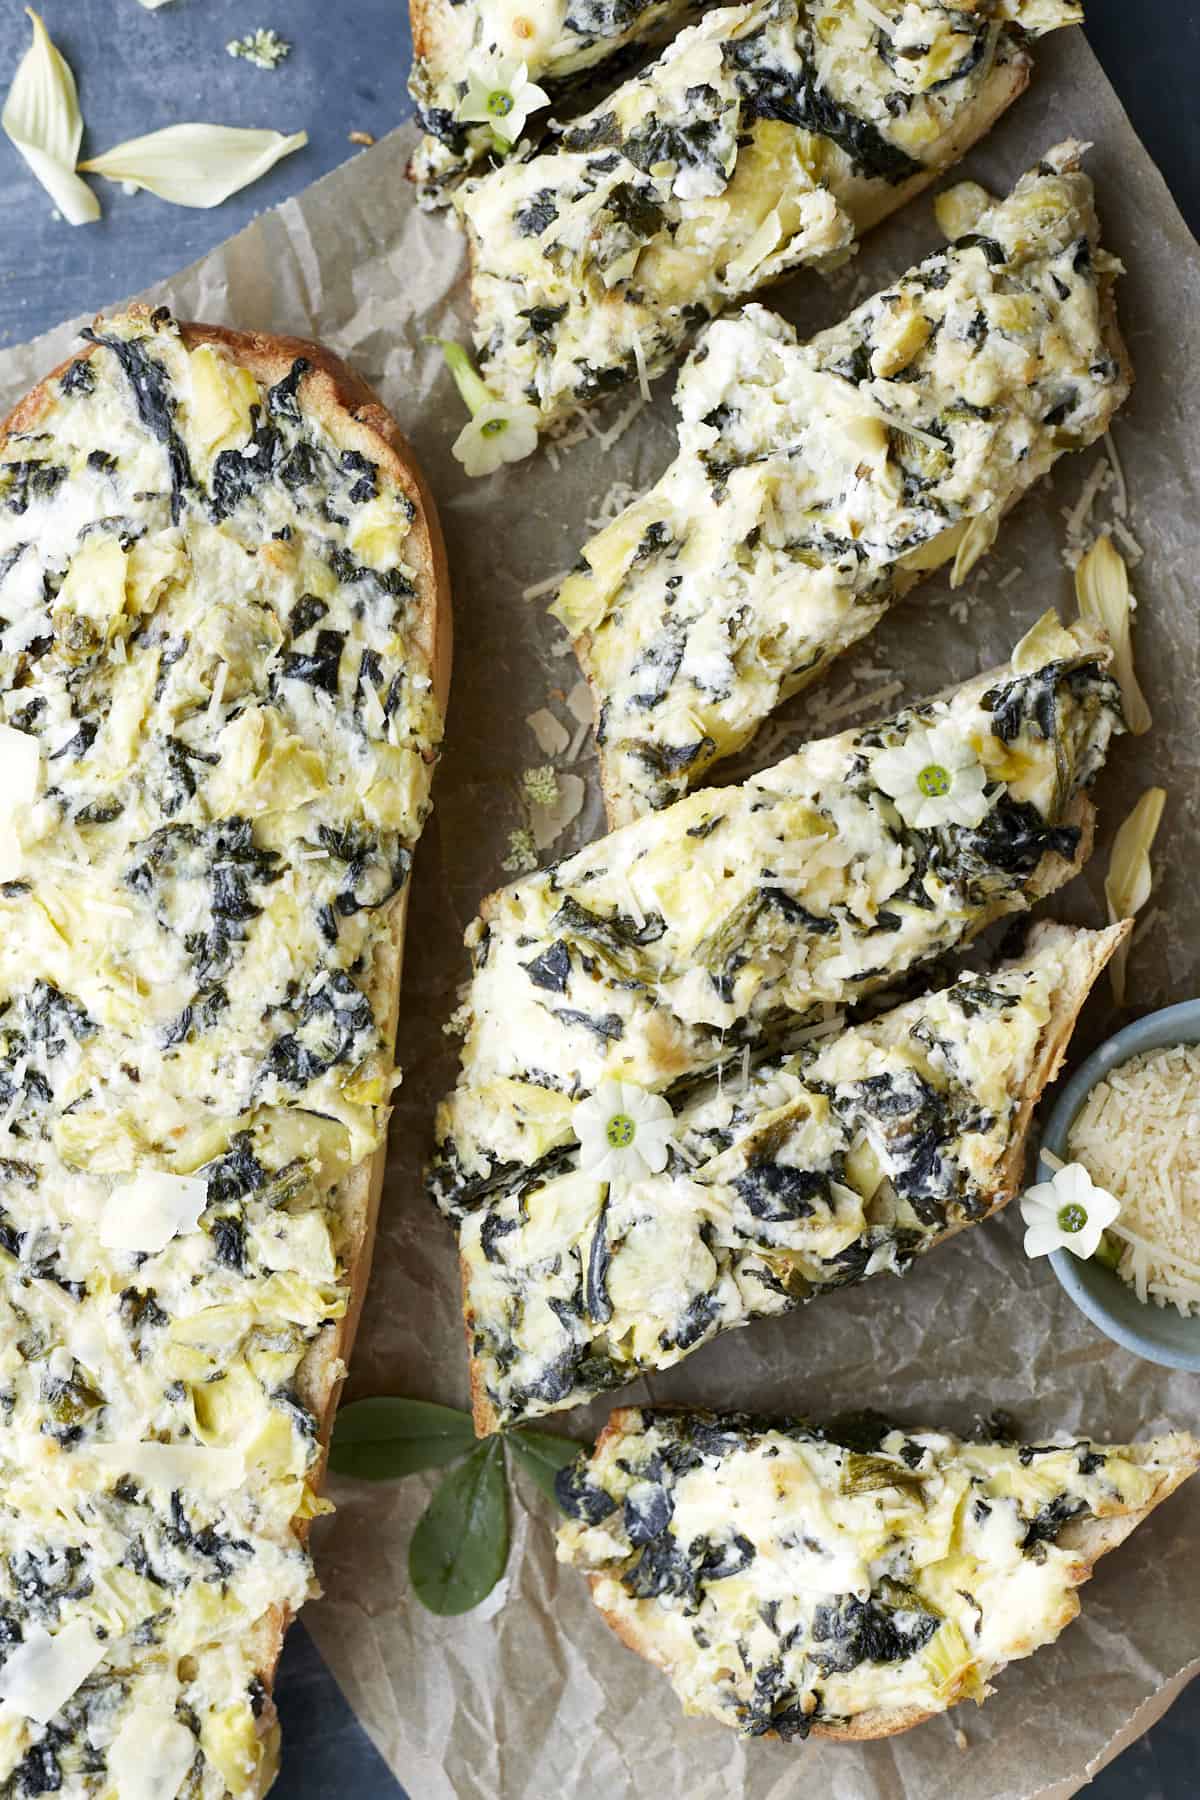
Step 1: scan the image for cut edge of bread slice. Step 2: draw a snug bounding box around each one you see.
[582,1407,1200,1743]
[4,306,452,1793]
[463,914,1127,1436]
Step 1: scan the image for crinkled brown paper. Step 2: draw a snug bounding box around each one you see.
[2,30,1197,1798]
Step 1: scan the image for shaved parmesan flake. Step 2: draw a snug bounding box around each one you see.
[1069,1041,1200,1316]
[81,123,307,209]
[2,10,100,226]
[566,681,593,726]
[526,708,570,757]
[108,1708,196,1800]
[99,1170,209,1254]
[530,772,585,850]
[0,1619,107,1724]
[88,1441,246,1493]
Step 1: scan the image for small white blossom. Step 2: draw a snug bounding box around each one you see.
[1020,1161,1121,1261]
[456,56,550,147]
[872,722,991,830]
[574,1081,675,1186]
[439,339,541,475]
[452,399,540,477]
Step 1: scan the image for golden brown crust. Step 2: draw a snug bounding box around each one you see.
[464,1247,503,1436]
[3,307,453,1793]
[584,1412,1200,1744]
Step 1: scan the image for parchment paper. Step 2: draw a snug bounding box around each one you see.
[2,29,1197,1799]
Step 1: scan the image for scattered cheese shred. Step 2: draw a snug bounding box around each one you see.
[1068,1042,1200,1316]
[595,392,647,453]
[521,568,572,603]
[630,331,651,405]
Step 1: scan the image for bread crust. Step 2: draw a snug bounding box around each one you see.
[3,307,452,1793]
[583,1409,1200,1742]
[464,918,1126,1435]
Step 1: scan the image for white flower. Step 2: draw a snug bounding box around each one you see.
[871,722,991,830]
[456,56,550,148]
[573,1081,675,1186]
[438,339,541,476]
[1020,1161,1121,1261]
[452,400,540,476]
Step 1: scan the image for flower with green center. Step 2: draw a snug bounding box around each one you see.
[438,341,540,477]
[871,719,992,831]
[1019,1161,1121,1261]
[573,1080,675,1186]
[456,55,551,150]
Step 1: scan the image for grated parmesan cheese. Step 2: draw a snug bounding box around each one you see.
[522,568,573,603]
[1068,1042,1200,1316]
[631,331,652,404]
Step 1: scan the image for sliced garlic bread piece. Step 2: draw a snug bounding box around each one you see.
[554,144,1130,822]
[454,0,1081,434]
[0,308,450,1796]
[556,1406,1200,1740]
[463,920,1126,1429]
[430,615,1122,1215]
[408,0,712,203]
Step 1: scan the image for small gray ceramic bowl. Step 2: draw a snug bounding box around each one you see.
[1038,999,1200,1371]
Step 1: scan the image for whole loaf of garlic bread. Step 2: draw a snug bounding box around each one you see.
[0,308,449,1797]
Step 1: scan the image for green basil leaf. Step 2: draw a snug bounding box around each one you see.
[329,1396,477,1481]
[409,1437,509,1615]
[509,1428,587,1507]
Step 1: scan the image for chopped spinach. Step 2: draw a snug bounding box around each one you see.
[810,1591,939,1673]
[725,32,921,184]
[81,327,193,523]
[733,1161,827,1222]
[521,940,571,993]
[280,628,346,696]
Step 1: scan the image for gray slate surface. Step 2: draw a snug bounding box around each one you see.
[0,2,1195,1795]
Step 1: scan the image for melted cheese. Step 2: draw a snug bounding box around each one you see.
[430,621,1121,1213]
[554,147,1128,819]
[556,1409,1194,1736]
[455,0,1080,432]
[461,925,1103,1425]
[0,312,442,1793]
